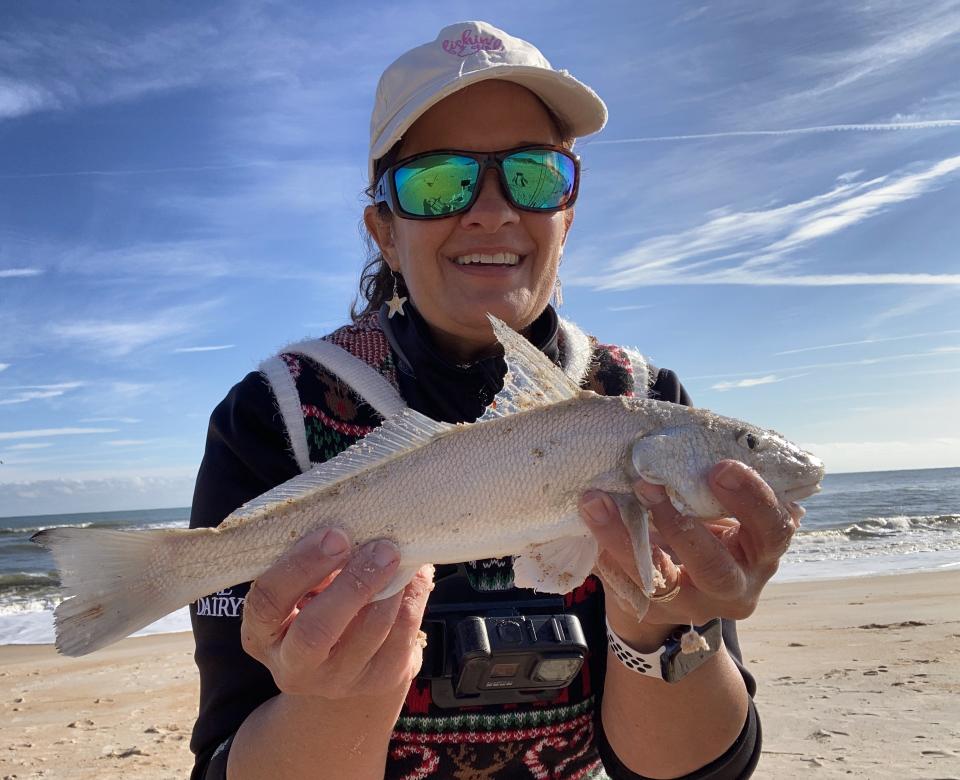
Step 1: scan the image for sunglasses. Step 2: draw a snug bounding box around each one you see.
[374,145,580,219]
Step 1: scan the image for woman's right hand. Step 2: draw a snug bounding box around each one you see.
[240,527,434,699]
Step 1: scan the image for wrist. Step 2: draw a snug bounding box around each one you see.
[604,597,680,652]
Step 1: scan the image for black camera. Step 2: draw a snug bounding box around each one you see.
[417,567,588,708]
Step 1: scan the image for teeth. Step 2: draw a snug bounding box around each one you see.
[454,252,520,266]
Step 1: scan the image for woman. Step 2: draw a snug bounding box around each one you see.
[190,21,796,779]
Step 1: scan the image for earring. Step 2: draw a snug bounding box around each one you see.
[386,271,408,318]
[552,275,564,308]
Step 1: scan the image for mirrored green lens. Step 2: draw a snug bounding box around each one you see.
[502,150,575,209]
[395,154,479,216]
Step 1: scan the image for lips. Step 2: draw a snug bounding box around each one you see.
[783,482,822,502]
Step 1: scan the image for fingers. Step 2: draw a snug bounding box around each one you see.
[580,491,631,569]
[242,528,352,655]
[359,564,435,686]
[279,539,402,671]
[580,491,680,597]
[708,460,796,564]
[633,480,747,598]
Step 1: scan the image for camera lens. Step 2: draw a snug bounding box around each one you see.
[488,662,520,678]
[496,620,523,643]
[533,655,583,683]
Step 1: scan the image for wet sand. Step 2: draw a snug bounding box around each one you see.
[1,569,958,779]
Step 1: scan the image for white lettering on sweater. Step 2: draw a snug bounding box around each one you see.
[195,588,245,619]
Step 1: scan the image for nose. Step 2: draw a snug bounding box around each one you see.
[459,169,520,232]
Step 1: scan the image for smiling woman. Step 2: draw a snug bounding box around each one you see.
[187,20,776,780]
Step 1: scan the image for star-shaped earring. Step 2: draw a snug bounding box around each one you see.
[386,271,407,318]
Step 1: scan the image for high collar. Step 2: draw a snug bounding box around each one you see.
[379,303,560,424]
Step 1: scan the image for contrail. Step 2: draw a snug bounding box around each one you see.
[0,160,292,180]
[591,120,960,145]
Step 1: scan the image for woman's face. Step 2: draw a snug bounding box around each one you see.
[365,80,573,362]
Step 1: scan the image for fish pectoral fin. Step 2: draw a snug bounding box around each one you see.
[595,551,650,622]
[609,494,660,597]
[513,532,597,594]
[372,563,422,601]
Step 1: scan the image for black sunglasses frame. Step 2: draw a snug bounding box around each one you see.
[373,144,580,220]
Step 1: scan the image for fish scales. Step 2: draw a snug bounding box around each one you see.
[32,317,824,655]
[195,395,683,576]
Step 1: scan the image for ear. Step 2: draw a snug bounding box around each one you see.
[363,205,399,271]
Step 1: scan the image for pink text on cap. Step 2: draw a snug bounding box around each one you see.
[442,28,504,57]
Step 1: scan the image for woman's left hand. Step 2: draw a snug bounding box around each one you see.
[580,459,802,639]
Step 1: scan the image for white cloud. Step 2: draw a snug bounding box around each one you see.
[866,288,960,326]
[804,437,960,474]
[79,416,141,424]
[0,473,197,515]
[0,427,117,441]
[836,169,865,183]
[173,344,235,353]
[0,382,84,405]
[686,347,959,380]
[51,319,188,357]
[775,329,960,355]
[1,442,52,451]
[0,267,43,278]
[592,120,960,146]
[0,390,68,406]
[0,364,7,372]
[0,77,58,119]
[711,375,780,391]
[575,153,960,289]
[104,440,150,447]
[49,304,217,357]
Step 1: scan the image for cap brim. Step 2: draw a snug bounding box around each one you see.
[369,65,608,180]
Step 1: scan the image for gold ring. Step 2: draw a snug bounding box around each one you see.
[649,581,681,603]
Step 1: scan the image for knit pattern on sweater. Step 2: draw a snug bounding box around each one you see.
[275,312,635,779]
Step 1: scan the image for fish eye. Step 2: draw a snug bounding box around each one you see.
[737,430,760,450]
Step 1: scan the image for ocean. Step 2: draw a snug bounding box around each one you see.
[1,467,958,646]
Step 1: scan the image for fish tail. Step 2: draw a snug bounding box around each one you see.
[32,526,224,656]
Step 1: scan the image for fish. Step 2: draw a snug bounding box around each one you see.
[33,317,825,656]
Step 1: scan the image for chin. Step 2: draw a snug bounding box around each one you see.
[470,298,542,332]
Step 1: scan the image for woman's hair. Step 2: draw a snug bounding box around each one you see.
[350,101,574,322]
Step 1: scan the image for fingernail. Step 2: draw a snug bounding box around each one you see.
[321,528,350,556]
[368,540,400,568]
[634,480,662,507]
[715,462,743,491]
[581,496,607,525]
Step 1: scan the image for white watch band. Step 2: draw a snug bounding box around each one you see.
[604,617,668,679]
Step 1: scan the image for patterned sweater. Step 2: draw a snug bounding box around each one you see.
[188,306,759,779]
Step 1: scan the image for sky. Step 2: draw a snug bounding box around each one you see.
[1,0,959,517]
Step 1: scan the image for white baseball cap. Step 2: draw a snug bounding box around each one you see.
[368,20,608,182]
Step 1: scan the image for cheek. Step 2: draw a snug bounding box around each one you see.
[393,223,449,276]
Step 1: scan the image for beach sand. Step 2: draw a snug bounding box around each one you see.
[1,570,957,779]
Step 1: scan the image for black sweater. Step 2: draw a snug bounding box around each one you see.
[188,306,760,779]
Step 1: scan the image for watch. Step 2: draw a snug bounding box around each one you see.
[605,617,723,683]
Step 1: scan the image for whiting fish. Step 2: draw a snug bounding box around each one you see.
[34,317,824,656]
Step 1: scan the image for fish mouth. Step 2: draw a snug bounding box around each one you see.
[783,482,822,502]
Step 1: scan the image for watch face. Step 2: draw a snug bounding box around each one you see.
[663,620,723,683]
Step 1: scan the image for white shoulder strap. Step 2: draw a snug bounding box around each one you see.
[259,337,408,473]
[287,339,407,419]
[259,355,312,472]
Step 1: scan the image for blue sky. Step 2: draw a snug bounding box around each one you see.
[1,0,959,516]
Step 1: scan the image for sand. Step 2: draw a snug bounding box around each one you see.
[1,570,958,779]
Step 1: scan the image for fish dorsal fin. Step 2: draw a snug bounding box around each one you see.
[224,408,455,524]
[478,315,583,422]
